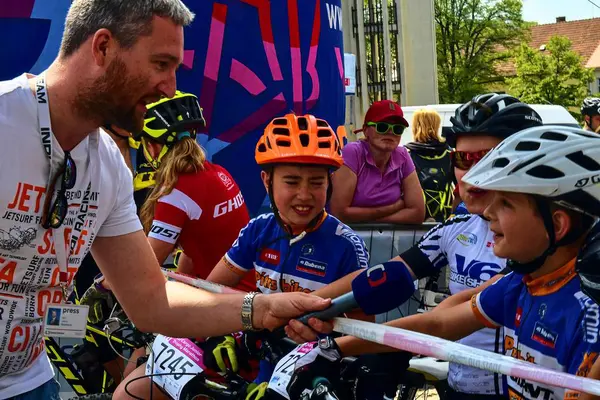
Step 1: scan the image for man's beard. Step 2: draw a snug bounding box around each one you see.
[75,57,150,134]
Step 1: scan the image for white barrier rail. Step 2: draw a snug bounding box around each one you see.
[162,269,600,396]
[333,318,600,397]
[161,268,243,294]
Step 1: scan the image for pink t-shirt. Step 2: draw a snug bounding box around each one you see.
[342,140,416,207]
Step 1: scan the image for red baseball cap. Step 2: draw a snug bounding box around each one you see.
[359,100,409,132]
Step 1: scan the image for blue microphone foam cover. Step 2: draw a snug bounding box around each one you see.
[351,260,415,315]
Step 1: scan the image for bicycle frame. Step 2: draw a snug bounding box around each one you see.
[47,320,149,395]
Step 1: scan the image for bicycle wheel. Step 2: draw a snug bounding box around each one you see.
[67,393,113,399]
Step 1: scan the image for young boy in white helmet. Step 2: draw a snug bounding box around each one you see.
[287,126,600,400]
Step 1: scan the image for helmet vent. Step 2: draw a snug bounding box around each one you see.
[297,117,308,131]
[541,131,568,141]
[316,119,329,127]
[273,128,290,136]
[318,142,331,149]
[257,143,267,153]
[273,118,288,126]
[317,129,332,138]
[510,154,544,174]
[276,139,291,147]
[492,158,510,168]
[566,151,600,171]
[526,165,565,179]
[266,137,272,149]
[299,133,310,147]
[515,141,541,151]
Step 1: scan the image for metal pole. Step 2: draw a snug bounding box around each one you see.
[356,0,370,117]
[394,0,407,105]
[381,0,394,100]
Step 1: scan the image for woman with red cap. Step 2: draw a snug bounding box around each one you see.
[330,100,426,224]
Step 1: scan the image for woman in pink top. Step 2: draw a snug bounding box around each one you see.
[330,100,425,224]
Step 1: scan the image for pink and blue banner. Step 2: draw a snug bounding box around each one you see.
[0,0,346,215]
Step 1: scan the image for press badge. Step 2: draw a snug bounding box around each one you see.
[43,304,89,338]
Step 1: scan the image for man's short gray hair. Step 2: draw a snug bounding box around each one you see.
[60,0,195,58]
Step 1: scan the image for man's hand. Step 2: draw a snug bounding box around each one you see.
[253,293,334,342]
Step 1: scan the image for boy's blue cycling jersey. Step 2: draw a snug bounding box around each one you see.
[473,259,600,400]
[225,212,369,294]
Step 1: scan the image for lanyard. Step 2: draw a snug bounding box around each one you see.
[36,72,101,299]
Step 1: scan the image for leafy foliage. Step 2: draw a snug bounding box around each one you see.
[508,36,594,117]
[435,0,530,103]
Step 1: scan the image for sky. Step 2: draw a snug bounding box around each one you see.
[522,0,600,24]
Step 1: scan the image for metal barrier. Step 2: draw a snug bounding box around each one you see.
[348,222,447,323]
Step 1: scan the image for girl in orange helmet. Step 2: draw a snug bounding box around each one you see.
[203,113,371,387]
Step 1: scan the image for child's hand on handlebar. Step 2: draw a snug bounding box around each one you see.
[254,293,333,341]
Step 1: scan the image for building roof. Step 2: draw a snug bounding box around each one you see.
[498,17,600,75]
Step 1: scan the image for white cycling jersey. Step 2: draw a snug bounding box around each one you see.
[401,214,507,395]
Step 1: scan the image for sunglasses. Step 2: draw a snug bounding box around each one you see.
[366,121,406,136]
[450,149,491,170]
[42,152,77,229]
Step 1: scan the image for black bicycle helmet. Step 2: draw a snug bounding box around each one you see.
[446,93,543,148]
[576,221,600,305]
[581,97,600,117]
[134,91,206,145]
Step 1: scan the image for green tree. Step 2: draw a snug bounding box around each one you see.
[508,36,594,116]
[435,0,529,103]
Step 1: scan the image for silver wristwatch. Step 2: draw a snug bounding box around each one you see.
[241,292,259,331]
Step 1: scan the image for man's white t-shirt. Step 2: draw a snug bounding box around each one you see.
[0,74,142,397]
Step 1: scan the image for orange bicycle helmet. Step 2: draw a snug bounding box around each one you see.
[255,114,343,169]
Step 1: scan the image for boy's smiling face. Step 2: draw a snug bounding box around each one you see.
[484,192,550,263]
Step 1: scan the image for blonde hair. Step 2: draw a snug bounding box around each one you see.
[412,108,444,144]
[140,137,206,233]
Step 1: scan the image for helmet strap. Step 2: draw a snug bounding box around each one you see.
[103,125,130,140]
[141,137,168,170]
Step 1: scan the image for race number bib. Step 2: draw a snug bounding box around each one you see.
[146,335,205,400]
[267,341,318,399]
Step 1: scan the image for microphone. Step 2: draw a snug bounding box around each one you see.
[293,260,416,325]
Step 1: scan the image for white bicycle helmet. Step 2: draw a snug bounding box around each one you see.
[463,125,600,274]
[462,125,600,216]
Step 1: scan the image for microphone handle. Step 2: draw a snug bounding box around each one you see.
[296,292,358,325]
[270,292,358,340]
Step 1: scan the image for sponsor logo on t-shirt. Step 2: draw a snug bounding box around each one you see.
[335,224,369,269]
[450,254,503,288]
[259,248,280,265]
[515,306,523,328]
[575,291,600,344]
[504,334,534,363]
[218,172,235,190]
[213,192,245,218]
[296,257,326,277]
[531,321,558,349]
[301,244,315,256]
[457,232,477,246]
